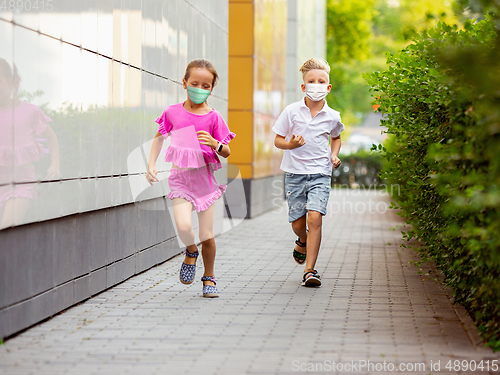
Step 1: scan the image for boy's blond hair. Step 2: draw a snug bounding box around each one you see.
[299,58,330,79]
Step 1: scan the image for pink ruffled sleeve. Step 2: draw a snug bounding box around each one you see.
[155,109,173,136]
[35,107,51,135]
[212,111,236,144]
[0,103,52,166]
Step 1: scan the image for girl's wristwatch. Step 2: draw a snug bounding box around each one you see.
[216,142,223,154]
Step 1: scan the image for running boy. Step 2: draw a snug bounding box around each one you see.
[272,58,344,287]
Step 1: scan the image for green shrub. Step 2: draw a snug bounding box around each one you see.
[332,150,384,187]
[365,17,500,350]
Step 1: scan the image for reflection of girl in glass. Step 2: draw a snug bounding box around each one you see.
[146,59,235,298]
[0,58,60,228]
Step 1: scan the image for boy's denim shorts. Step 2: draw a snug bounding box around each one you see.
[284,172,331,223]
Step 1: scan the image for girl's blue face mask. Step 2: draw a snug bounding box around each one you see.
[187,86,211,104]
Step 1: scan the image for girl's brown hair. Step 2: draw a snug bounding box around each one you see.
[0,58,21,96]
[183,59,219,88]
[0,58,19,80]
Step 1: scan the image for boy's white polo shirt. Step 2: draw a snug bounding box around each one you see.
[272,98,344,175]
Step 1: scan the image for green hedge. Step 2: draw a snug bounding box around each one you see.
[332,151,384,187]
[365,17,500,350]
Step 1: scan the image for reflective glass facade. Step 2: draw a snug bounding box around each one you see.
[253,0,287,179]
[288,0,327,103]
[0,1,228,230]
[0,0,327,338]
[228,0,326,217]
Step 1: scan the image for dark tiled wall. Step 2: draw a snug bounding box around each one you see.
[226,175,284,218]
[0,197,180,339]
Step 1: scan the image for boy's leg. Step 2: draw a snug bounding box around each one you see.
[302,173,330,281]
[284,173,308,261]
[303,210,322,272]
[291,214,307,255]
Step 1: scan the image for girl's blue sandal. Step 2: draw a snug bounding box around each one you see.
[201,276,219,298]
[301,269,321,287]
[179,248,199,285]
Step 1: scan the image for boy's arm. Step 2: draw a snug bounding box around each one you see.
[274,134,305,150]
[330,135,342,170]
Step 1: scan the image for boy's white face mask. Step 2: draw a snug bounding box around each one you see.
[305,84,329,102]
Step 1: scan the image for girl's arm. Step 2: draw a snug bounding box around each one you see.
[146,131,164,185]
[44,125,60,180]
[196,130,231,158]
[217,143,231,158]
[330,135,342,170]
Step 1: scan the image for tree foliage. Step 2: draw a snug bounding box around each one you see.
[326,0,460,125]
[326,0,376,62]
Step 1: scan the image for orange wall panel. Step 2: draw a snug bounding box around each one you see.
[228,57,253,111]
[229,3,254,56]
[227,110,253,165]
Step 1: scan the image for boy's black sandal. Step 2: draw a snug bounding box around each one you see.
[293,238,307,264]
[301,269,321,287]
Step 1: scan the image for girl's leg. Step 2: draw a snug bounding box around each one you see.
[197,204,216,283]
[0,198,30,228]
[172,198,198,265]
[291,214,307,255]
[303,210,322,272]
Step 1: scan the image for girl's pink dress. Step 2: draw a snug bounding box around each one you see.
[155,103,235,212]
[0,101,50,207]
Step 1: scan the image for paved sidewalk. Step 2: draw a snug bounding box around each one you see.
[1,190,499,375]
